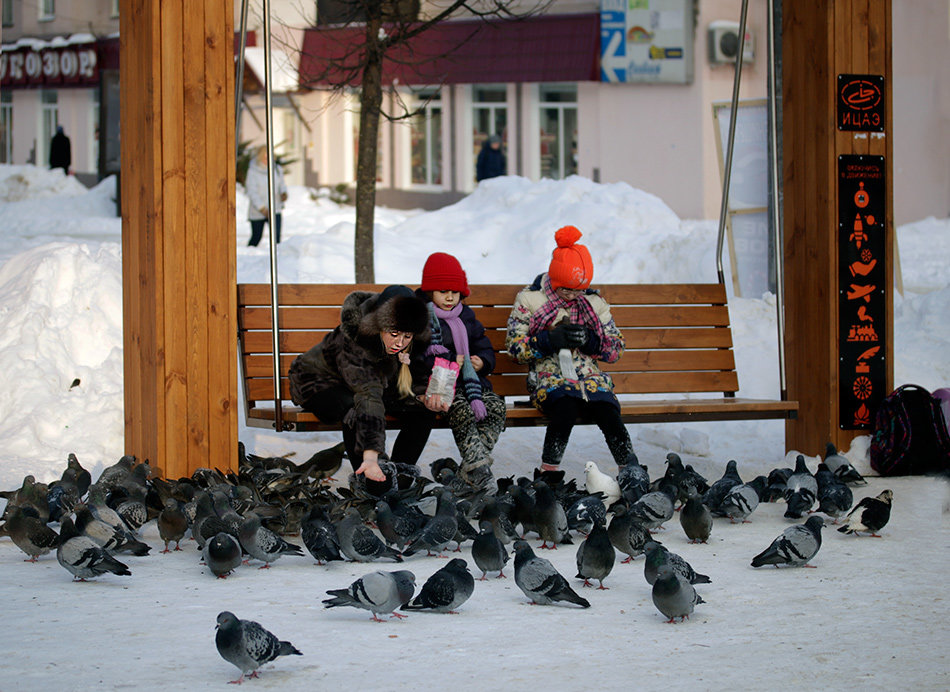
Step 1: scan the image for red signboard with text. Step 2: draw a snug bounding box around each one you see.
[0,43,99,88]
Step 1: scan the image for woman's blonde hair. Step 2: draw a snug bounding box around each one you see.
[396,343,414,398]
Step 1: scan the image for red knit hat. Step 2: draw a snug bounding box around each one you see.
[420,252,470,297]
[548,226,593,290]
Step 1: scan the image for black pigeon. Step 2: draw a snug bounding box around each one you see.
[643,540,710,585]
[402,490,459,557]
[617,454,651,504]
[815,463,854,523]
[203,532,243,579]
[752,515,824,568]
[838,489,893,536]
[506,483,537,537]
[56,516,130,581]
[477,497,519,545]
[472,520,510,579]
[703,460,743,515]
[530,481,571,549]
[720,475,768,523]
[823,442,867,485]
[158,498,188,553]
[607,503,650,563]
[566,493,608,536]
[4,504,60,562]
[298,441,347,482]
[401,558,475,613]
[652,563,705,623]
[374,499,417,551]
[575,520,615,589]
[784,455,818,519]
[300,505,342,564]
[764,466,794,502]
[679,488,713,544]
[678,464,710,499]
[513,540,590,608]
[215,611,302,684]
[650,452,684,496]
[336,507,403,562]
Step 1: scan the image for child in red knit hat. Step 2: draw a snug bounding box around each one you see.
[417,252,506,492]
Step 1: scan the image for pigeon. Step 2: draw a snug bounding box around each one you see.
[84,485,151,555]
[158,498,188,553]
[238,512,304,568]
[215,611,302,684]
[629,484,676,531]
[678,464,710,501]
[1,475,50,524]
[203,531,243,579]
[815,463,854,523]
[323,570,417,621]
[477,497,519,545]
[584,461,621,506]
[654,452,685,492]
[838,489,893,537]
[95,455,135,492]
[401,558,475,613]
[402,491,459,557]
[56,516,131,581]
[607,503,650,563]
[65,452,92,497]
[374,499,418,551]
[298,440,347,482]
[530,481,571,549]
[4,504,60,562]
[679,488,713,543]
[513,540,590,608]
[764,466,794,503]
[566,493,608,536]
[472,520,510,579]
[784,455,818,519]
[703,460,743,515]
[720,475,768,523]
[73,504,150,556]
[575,520,615,589]
[823,442,867,485]
[643,540,711,585]
[652,563,705,623]
[752,515,825,568]
[617,455,651,504]
[300,505,342,564]
[336,508,403,563]
[506,483,536,537]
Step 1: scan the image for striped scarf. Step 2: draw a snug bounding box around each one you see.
[527,274,607,345]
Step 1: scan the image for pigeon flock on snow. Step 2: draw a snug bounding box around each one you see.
[0,438,902,680]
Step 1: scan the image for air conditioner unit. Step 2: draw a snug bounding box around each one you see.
[708,20,754,65]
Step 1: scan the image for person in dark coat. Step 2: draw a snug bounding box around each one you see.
[49,126,71,174]
[476,134,506,182]
[288,285,445,495]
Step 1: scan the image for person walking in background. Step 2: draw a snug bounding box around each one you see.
[245,145,288,247]
[476,134,506,182]
[49,126,71,175]
[505,226,635,474]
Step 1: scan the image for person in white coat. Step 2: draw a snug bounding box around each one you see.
[245,146,288,247]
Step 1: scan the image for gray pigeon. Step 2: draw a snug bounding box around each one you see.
[838,489,892,536]
[203,531,243,579]
[300,505,342,565]
[238,512,304,568]
[703,460,743,515]
[629,484,676,531]
[374,499,417,551]
[575,520,615,589]
[607,503,650,563]
[215,611,302,684]
[73,504,150,556]
[336,508,403,563]
[513,540,590,608]
[784,455,819,519]
[720,475,768,523]
[679,488,713,544]
[643,540,710,585]
[402,491,459,557]
[530,481,571,549]
[323,570,417,621]
[823,442,867,485]
[158,498,188,553]
[56,516,131,581]
[617,456,651,504]
[752,515,825,567]
[401,558,475,613]
[652,563,705,623]
[472,520,510,579]
[4,505,60,562]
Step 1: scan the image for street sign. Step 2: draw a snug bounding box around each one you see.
[599,0,694,84]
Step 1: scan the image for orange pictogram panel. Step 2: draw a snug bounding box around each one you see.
[853,403,871,426]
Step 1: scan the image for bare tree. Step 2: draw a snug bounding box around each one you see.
[302,0,550,282]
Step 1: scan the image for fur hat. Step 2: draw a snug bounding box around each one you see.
[362,285,430,336]
[420,252,470,297]
[548,225,593,290]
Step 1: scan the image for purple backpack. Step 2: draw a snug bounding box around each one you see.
[870,384,950,476]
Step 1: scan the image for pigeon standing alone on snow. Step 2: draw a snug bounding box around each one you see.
[215,611,302,684]
[323,570,417,621]
[751,515,825,568]
[513,540,590,608]
[401,558,475,614]
[838,489,893,537]
[652,563,705,623]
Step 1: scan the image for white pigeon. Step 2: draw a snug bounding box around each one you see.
[584,461,621,506]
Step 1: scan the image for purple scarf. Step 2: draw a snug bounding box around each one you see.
[427,303,487,420]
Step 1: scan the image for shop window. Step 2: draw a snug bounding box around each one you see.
[2,0,13,27]
[410,90,442,186]
[539,84,577,180]
[0,92,12,164]
[38,0,54,21]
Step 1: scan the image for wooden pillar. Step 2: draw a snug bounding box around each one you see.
[782,0,893,456]
[119,0,238,479]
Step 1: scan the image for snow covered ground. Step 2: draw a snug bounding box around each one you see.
[0,165,947,690]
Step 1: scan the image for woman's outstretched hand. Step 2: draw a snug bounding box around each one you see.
[355,456,386,482]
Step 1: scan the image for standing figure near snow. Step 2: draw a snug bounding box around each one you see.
[505,226,635,474]
[289,286,444,497]
[415,252,507,493]
[244,145,288,247]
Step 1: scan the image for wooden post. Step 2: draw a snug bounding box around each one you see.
[782,0,893,456]
[119,1,238,479]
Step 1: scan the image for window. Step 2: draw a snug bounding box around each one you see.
[409,90,442,186]
[538,84,577,180]
[0,92,12,164]
[40,90,58,166]
[472,85,507,181]
[110,0,119,19]
[38,0,54,21]
[2,0,13,27]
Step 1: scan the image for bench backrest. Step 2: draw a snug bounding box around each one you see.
[237,283,739,411]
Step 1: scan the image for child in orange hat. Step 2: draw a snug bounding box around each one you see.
[505,226,635,473]
[417,252,507,492]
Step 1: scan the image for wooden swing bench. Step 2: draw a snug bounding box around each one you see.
[237,283,798,431]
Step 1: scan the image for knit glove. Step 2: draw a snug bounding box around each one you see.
[577,327,602,355]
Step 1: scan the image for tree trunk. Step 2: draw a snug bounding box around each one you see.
[354,16,384,283]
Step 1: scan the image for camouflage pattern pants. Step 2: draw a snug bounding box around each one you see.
[447,390,507,470]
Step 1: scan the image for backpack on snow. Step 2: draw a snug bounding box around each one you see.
[869,384,950,476]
